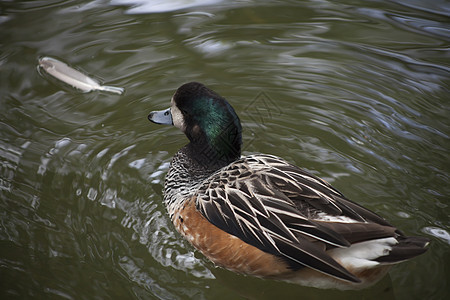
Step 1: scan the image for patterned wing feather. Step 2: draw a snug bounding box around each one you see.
[195,154,395,282]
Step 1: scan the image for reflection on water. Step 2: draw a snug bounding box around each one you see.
[0,0,449,299]
[111,0,225,14]
[423,226,450,245]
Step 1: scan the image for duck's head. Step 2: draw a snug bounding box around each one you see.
[149,82,242,166]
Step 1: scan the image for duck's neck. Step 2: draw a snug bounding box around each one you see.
[163,143,239,218]
[187,126,242,172]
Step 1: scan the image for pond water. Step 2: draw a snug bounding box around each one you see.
[1,0,449,299]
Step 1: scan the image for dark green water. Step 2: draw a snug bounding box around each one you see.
[1,1,449,299]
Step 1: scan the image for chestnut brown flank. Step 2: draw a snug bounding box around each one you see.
[171,196,392,289]
[173,197,291,277]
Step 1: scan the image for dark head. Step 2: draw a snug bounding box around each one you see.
[148,82,242,167]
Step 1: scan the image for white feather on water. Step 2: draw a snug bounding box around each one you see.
[38,57,124,95]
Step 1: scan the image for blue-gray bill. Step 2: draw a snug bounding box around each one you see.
[148,108,173,125]
[38,56,124,95]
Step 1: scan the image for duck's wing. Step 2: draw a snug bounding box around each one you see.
[195,154,395,282]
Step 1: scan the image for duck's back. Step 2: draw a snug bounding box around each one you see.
[179,154,429,289]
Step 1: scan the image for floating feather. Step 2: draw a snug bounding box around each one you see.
[38,57,124,95]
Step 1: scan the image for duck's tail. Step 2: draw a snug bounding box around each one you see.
[375,235,430,264]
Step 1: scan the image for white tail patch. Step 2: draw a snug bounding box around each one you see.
[329,237,398,270]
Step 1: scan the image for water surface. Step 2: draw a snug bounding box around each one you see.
[1,0,449,299]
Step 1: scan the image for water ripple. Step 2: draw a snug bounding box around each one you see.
[1,0,449,299]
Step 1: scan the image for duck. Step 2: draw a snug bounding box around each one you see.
[148,82,430,290]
